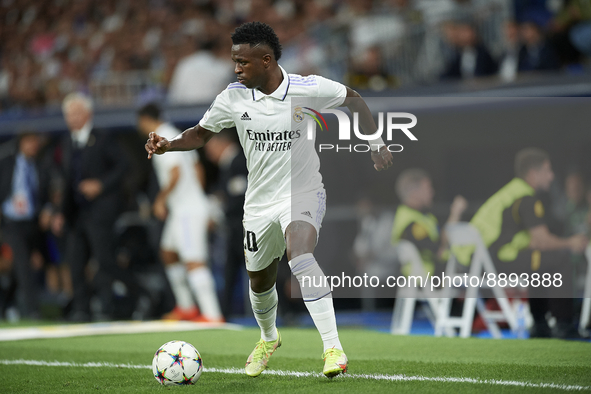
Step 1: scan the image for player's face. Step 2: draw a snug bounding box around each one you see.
[409,178,434,209]
[535,160,554,191]
[419,178,435,208]
[231,44,267,89]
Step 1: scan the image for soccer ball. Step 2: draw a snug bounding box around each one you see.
[152,340,203,385]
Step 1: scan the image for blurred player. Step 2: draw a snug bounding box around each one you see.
[392,169,467,275]
[138,103,222,323]
[203,130,248,318]
[470,148,588,339]
[146,22,393,377]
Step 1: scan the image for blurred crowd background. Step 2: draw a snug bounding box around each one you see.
[1,0,591,111]
[0,0,590,328]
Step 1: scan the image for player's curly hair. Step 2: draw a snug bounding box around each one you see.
[231,21,282,61]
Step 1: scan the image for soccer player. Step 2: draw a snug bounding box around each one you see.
[145,22,393,377]
[138,103,223,323]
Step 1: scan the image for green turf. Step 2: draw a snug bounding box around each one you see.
[0,327,590,393]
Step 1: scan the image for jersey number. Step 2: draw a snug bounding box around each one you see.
[245,231,259,252]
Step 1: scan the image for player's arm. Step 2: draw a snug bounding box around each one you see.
[157,166,180,202]
[529,225,588,252]
[146,124,215,159]
[520,197,588,252]
[153,166,180,220]
[341,87,393,171]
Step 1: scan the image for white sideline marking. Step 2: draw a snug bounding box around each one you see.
[0,359,589,391]
[0,320,243,341]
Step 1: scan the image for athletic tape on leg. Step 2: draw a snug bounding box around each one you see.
[288,253,331,301]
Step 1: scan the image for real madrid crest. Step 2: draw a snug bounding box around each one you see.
[293,106,304,123]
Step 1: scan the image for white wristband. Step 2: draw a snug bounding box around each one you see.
[369,137,385,151]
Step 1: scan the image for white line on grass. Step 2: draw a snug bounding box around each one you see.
[1,359,589,391]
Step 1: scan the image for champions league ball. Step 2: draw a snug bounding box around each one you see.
[152,340,203,385]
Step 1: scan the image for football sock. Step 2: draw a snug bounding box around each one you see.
[306,296,342,352]
[289,253,343,352]
[164,263,195,310]
[249,283,278,342]
[187,267,222,320]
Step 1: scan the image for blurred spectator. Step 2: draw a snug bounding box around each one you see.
[55,92,139,322]
[391,169,467,276]
[441,21,498,79]
[554,0,591,57]
[138,103,223,322]
[168,39,233,105]
[0,132,51,319]
[513,0,558,26]
[498,20,521,81]
[346,46,397,91]
[518,21,560,72]
[0,0,579,112]
[344,0,420,60]
[203,129,248,318]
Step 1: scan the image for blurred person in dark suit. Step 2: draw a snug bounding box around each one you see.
[54,93,139,322]
[0,132,51,319]
[499,21,522,82]
[204,130,248,318]
[441,21,498,80]
[518,21,560,72]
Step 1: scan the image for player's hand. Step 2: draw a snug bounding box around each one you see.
[371,146,393,171]
[145,132,171,159]
[568,234,589,253]
[152,197,168,221]
[79,179,103,200]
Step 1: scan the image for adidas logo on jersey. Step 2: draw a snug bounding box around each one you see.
[241,112,251,120]
[301,211,312,218]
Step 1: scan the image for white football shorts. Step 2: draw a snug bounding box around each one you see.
[161,209,208,262]
[242,188,327,272]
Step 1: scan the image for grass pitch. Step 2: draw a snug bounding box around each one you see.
[0,326,590,393]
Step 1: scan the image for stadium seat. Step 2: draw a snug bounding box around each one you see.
[580,245,591,333]
[435,222,518,338]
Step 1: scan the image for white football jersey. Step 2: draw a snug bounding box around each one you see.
[152,123,208,212]
[199,66,347,212]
